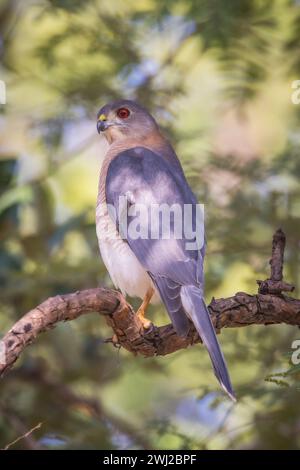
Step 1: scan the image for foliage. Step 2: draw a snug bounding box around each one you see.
[0,0,300,450]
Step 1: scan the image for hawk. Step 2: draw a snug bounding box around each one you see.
[96,100,235,401]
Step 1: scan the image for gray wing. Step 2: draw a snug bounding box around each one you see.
[105,146,205,336]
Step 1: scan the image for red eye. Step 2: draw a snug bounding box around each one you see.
[117,107,130,119]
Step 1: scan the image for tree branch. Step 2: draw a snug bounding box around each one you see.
[257,228,295,294]
[1,229,299,377]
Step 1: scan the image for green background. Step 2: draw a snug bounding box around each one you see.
[1,0,300,450]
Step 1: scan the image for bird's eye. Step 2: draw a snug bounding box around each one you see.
[117,107,130,119]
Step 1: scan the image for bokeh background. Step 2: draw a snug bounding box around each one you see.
[1,0,300,450]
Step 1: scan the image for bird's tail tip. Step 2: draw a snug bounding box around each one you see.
[214,364,237,402]
[220,381,237,402]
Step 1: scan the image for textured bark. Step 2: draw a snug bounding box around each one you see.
[257,228,294,294]
[1,230,299,376]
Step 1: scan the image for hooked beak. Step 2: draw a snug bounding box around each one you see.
[97,114,114,133]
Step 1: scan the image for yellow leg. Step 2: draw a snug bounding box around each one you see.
[136,287,154,330]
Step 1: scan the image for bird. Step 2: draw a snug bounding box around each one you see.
[96,99,235,401]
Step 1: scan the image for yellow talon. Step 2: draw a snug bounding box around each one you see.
[136,287,154,330]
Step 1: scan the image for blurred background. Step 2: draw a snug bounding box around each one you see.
[1,0,300,450]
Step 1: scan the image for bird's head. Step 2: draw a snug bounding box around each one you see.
[96,100,158,144]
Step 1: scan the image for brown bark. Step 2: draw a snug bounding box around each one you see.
[1,230,299,377]
[257,228,294,294]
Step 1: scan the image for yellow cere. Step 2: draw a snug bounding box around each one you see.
[98,114,107,121]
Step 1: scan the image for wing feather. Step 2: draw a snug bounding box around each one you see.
[105,146,203,335]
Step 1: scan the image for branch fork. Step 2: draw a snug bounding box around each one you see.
[1,229,299,377]
[257,229,294,295]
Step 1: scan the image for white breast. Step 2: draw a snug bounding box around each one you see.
[96,192,159,303]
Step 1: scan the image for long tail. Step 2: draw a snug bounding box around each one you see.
[181,285,236,402]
